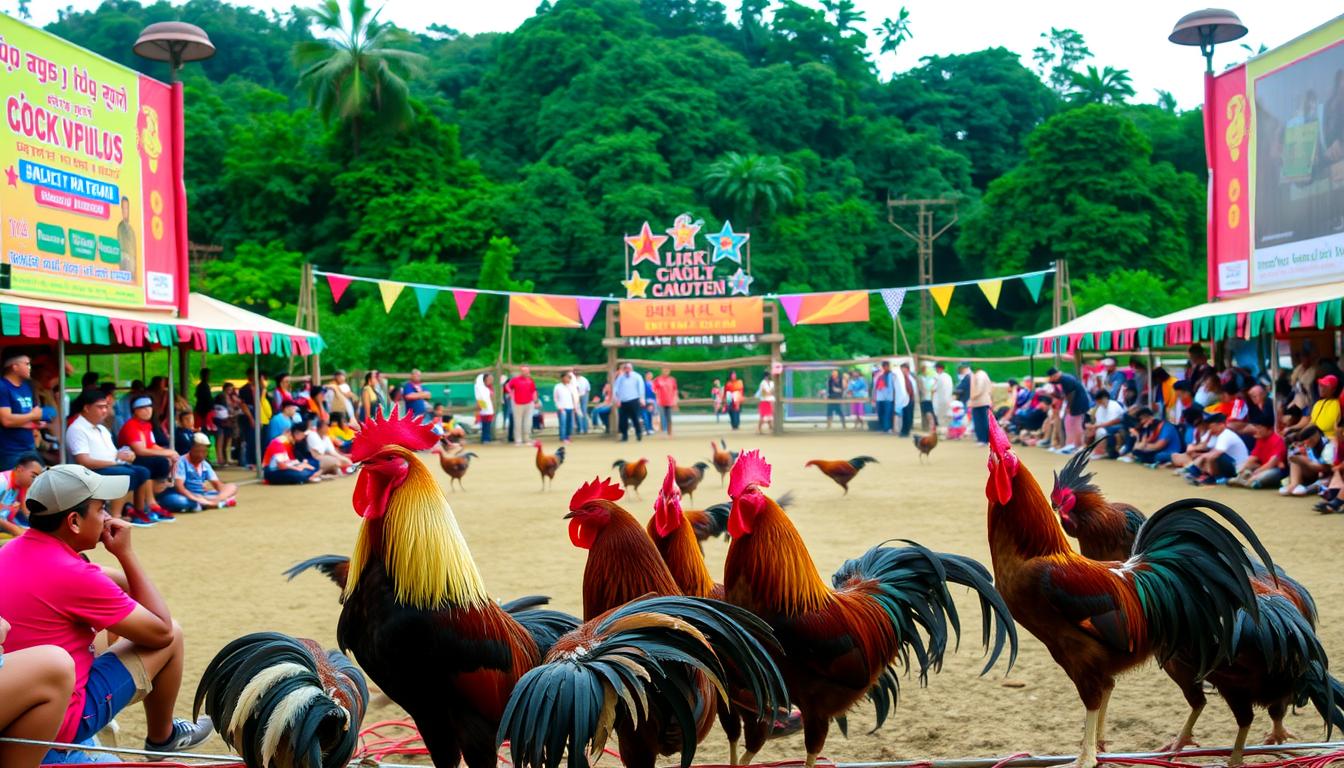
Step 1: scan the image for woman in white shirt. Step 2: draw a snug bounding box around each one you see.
[474,373,496,444]
[755,373,776,435]
[553,372,577,444]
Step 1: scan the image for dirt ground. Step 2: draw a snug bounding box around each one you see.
[89,421,1344,765]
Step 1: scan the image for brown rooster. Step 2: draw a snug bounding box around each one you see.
[673,460,710,501]
[1050,440,1145,561]
[533,440,565,490]
[804,455,877,494]
[611,457,649,497]
[436,449,478,491]
[912,428,938,463]
[711,439,737,484]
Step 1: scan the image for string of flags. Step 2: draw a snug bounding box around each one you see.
[313,267,1054,329]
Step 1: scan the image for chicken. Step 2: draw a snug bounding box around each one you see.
[912,429,938,463]
[611,457,649,497]
[725,450,1017,768]
[1053,443,1344,764]
[437,449,478,491]
[804,455,877,494]
[711,439,738,484]
[984,417,1278,768]
[534,440,565,490]
[673,460,710,501]
[193,632,369,768]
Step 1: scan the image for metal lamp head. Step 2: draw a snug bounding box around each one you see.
[1169,8,1248,73]
[133,21,215,79]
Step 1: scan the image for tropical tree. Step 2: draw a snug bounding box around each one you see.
[701,152,803,229]
[875,6,913,57]
[1032,27,1091,95]
[293,0,425,155]
[1068,65,1136,104]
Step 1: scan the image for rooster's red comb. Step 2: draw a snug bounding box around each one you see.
[660,455,680,499]
[350,408,439,463]
[729,449,771,498]
[570,476,624,511]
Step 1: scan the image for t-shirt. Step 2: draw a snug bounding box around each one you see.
[66,415,118,462]
[0,530,137,741]
[176,455,217,494]
[873,371,896,402]
[403,382,428,416]
[174,426,196,456]
[827,377,844,399]
[553,382,576,410]
[0,468,27,520]
[0,377,36,454]
[1310,397,1340,434]
[1145,421,1182,452]
[652,376,678,407]
[268,412,294,442]
[1093,400,1125,426]
[1056,374,1090,415]
[505,376,537,405]
[1210,428,1251,468]
[1250,431,1286,466]
[306,431,337,457]
[612,373,643,403]
[263,436,296,471]
[847,377,867,399]
[117,419,157,451]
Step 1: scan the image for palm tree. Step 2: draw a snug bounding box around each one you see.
[1067,65,1136,105]
[701,153,802,230]
[876,6,913,57]
[294,0,425,155]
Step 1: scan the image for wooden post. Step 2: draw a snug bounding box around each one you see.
[606,303,619,440]
[769,303,783,436]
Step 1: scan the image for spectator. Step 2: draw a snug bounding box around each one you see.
[66,394,150,527]
[755,372,776,434]
[0,465,215,759]
[1290,345,1318,411]
[825,370,845,429]
[173,410,197,456]
[1170,409,1211,469]
[388,385,404,416]
[1100,357,1126,401]
[553,372,577,444]
[438,410,468,443]
[1047,367,1089,454]
[0,353,43,471]
[1229,422,1287,489]
[612,362,645,442]
[1169,380,1197,426]
[1084,389,1126,457]
[0,612,74,768]
[1282,425,1334,496]
[359,370,384,421]
[237,372,267,470]
[1151,367,1174,418]
[158,433,239,513]
[724,371,744,430]
[474,373,496,443]
[263,422,320,485]
[999,377,1027,426]
[847,368,868,429]
[193,369,213,427]
[592,381,613,432]
[328,412,356,452]
[306,419,354,478]
[1129,357,1150,404]
[504,365,538,445]
[325,370,356,422]
[213,382,240,468]
[403,369,431,420]
[572,369,592,435]
[1186,344,1213,388]
[1185,413,1249,484]
[954,363,971,404]
[118,398,178,520]
[918,364,937,431]
[1194,373,1220,408]
[114,379,145,433]
[642,371,656,433]
[932,362,954,429]
[1288,374,1340,438]
[711,378,724,422]
[899,362,918,437]
[268,400,300,442]
[653,368,679,436]
[1124,408,1182,467]
[0,453,43,537]
[968,366,993,445]
[1012,385,1051,434]
[872,361,897,434]
[1235,384,1273,434]
[270,373,293,415]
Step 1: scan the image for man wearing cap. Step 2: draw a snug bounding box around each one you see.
[0,354,45,471]
[0,465,213,758]
[157,433,238,513]
[67,394,156,527]
[117,397,178,522]
[1186,412,1250,484]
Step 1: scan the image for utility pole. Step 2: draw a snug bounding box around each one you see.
[295,262,321,380]
[887,198,958,355]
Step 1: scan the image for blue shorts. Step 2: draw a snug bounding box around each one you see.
[74,651,146,742]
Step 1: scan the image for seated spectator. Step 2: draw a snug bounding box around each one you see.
[1169,409,1209,469]
[305,419,353,479]
[117,398,178,522]
[158,434,238,513]
[1185,413,1249,484]
[1193,373,1220,408]
[66,394,154,527]
[440,410,468,443]
[1084,389,1125,457]
[1012,386,1051,434]
[1122,408,1182,466]
[263,422,319,485]
[1289,374,1340,438]
[1230,385,1270,437]
[328,412,356,453]
[1282,425,1334,496]
[0,453,43,537]
[1229,422,1287,490]
[0,466,213,762]
[173,410,197,456]
[0,613,75,768]
[267,400,300,442]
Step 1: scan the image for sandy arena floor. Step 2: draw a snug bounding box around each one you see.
[87,422,1344,765]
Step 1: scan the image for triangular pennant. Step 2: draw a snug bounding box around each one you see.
[326,273,352,303]
[413,286,438,316]
[1021,272,1045,303]
[778,295,803,325]
[928,285,955,315]
[578,298,604,329]
[378,281,404,313]
[879,288,907,318]
[453,289,477,320]
[977,279,1003,309]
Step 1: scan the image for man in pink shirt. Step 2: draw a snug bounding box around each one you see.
[652,368,679,437]
[0,465,212,759]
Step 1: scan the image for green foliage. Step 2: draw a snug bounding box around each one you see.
[197,241,304,320]
[1032,27,1092,95]
[701,152,802,227]
[1073,268,1205,319]
[1068,65,1136,105]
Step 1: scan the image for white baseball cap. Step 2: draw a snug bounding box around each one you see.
[25,465,129,516]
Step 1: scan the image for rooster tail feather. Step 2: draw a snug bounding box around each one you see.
[1130,497,1272,676]
[1230,593,1339,738]
[282,555,350,591]
[720,438,727,450]
[511,607,582,658]
[702,502,732,540]
[848,456,878,469]
[555,446,566,465]
[500,594,552,613]
[1300,661,1344,739]
[497,596,788,768]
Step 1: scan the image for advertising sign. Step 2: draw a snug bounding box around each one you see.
[621,214,754,300]
[619,298,764,337]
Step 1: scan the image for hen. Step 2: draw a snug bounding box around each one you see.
[611,457,649,497]
[711,439,738,484]
[984,417,1277,768]
[725,450,1017,767]
[436,449,478,491]
[533,440,565,490]
[673,460,710,501]
[804,455,877,494]
[912,429,938,463]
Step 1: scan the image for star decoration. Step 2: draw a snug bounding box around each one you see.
[707,221,749,263]
[666,213,702,251]
[623,270,651,298]
[625,221,667,266]
[727,268,753,296]
[4,166,16,187]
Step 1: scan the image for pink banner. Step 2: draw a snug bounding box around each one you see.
[578,298,603,329]
[1208,66,1250,299]
[452,289,476,320]
[778,295,802,325]
[327,274,353,303]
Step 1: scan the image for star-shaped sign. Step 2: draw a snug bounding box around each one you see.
[623,270,651,298]
[4,166,17,188]
[707,221,749,264]
[666,214,702,251]
[727,268,753,296]
[625,221,667,266]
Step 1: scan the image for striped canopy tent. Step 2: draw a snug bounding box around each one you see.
[1023,304,1155,356]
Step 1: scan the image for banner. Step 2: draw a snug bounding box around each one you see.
[620,298,763,336]
[510,294,581,328]
[879,287,906,318]
[622,214,753,299]
[929,285,955,315]
[1209,65,1250,297]
[977,279,1003,309]
[0,15,184,311]
[378,281,403,312]
[779,291,869,325]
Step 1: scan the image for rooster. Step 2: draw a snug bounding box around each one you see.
[983,417,1279,768]
[725,450,1018,768]
[711,439,738,484]
[611,457,649,497]
[1052,442,1344,765]
[912,427,938,463]
[436,449,478,491]
[673,460,710,501]
[534,440,565,490]
[804,455,877,494]
[193,632,369,768]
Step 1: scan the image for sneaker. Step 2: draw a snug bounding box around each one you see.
[1290,484,1311,497]
[1117,455,1136,464]
[126,510,157,528]
[222,498,238,508]
[143,716,213,755]
[152,508,176,523]
[1214,477,1228,485]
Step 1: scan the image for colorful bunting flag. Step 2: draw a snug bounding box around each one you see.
[378,281,404,313]
[413,287,438,316]
[929,285,955,315]
[509,295,582,328]
[779,292,869,325]
[326,273,352,304]
[778,295,803,325]
[578,298,604,329]
[879,288,907,318]
[978,279,1003,309]
[1021,272,1045,303]
[453,289,477,320]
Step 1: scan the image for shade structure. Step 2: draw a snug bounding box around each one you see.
[1024,304,1154,355]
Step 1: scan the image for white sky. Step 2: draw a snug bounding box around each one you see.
[27,1,1344,108]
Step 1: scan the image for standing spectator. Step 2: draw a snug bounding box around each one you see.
[642,371,657,433]
[918,363,937,431]
[0,354,42,471]
[0,611,74,768]
[403,369,431,421]
[0,465,215,760]
[1186,344,1213,390]
[474,373,495,443]
[0,453,43,537]
[571,369,592,435]
[359,371,381,420]
[1047,367,1090,454]
[825,370,845,429]
[118,397,178,522]
[213,383,240,467]
[612,363,645,442]
[1100,358,1126,401]
[872,361,896,433]
[932,362,954,429]
[1186,413,1249,484]
[899,362,918,437]
[846,368,868,429]
[1125,407,1183,467]
[954,363,972,405]
[653,368,679,436]
[1229,422,1287,489]
[755,372,776,434]
[1129,357,1150,404]
[325,370,356,422]
[158,433,239,513]
[306,419,354,478]
[968,366,994,445]
[1084,389,1126,457]
[553,372,577,444]
[724,371,744,430]
[711,379,724,422]
[387,385,404,416]
[504,366,538,445]
[237,373,265,470]
[270,373,293,415]
[193,369,213,427]
[268,400,300,442]
[263,423,320,484]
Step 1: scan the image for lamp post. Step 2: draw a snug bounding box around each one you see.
[1168,8,1248,73]
[132,21,216,81]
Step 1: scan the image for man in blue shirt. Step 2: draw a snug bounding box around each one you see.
[872,361,896,433]
[611,362,645,442]
[0,354,44,470]
[267,400,299,442]
[1128,407,1183,466]
[403,369,431,419]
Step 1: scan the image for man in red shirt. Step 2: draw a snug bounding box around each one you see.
[1229,421,1288,490]
[0,465,212,760]
[504,365,538,445]
[117,397,178,521]
[652,368,679,437]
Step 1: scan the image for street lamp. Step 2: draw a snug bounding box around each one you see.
[132,21,216,81]
[1168,8,1248,74]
